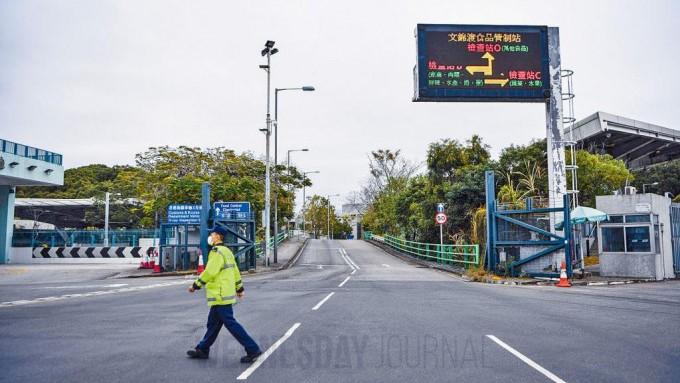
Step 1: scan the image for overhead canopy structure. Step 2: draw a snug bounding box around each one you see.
[567,111,680,170]
[1,138,64,263]
[13,198,96,229]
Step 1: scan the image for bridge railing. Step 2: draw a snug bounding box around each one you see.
[365,232,479,266]
[255,230,289,258]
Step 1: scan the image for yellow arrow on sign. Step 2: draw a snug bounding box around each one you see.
[466,52,495,76]
[484,78,509,87]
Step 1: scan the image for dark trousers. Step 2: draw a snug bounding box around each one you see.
[196,304,261,355]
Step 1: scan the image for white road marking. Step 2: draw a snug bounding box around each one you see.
[339,248,360,270]
[382,264,391,268]
[312,292,335,311]
[0,280,190,308]
[37,283,128,289]
[338,276,351,287]
[343,249,360,270]
[338,249,356,271]
[351,269,356,275]
[486,335,567,383]
[237,322,301,380]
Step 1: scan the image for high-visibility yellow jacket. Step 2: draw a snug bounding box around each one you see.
[193,244,243,306]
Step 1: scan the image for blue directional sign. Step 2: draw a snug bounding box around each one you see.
[214,201,251,219]
[167,204,202,224]
[437,203,445,213]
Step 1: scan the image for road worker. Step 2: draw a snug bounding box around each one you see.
[187,226,262,363]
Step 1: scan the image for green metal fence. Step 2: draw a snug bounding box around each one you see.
[255,230,289,258]
[365,233,479,266]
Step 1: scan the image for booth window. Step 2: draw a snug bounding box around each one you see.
[602,227,625,252]
[608,215,623,223]
[625,214,650,223]
[625,226,651,252]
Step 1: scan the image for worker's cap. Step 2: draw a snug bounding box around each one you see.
[209,226,228,237]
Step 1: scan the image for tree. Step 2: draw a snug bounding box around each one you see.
[569,150,632,207]
[631,160,680,199]
[304,195,343,238]
[16,146,310,231]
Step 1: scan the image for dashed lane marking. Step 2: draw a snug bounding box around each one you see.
[338,276,351,287]
[312,292,335,311]
[237,322,302,380]
[486,335,567,383]
[0,280,191,308]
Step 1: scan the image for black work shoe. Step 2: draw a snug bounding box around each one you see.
[240,351,262,363]
[187,348,209,359]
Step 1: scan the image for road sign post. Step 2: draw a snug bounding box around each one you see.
[435,211,447,247]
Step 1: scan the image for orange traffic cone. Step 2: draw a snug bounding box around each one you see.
[556,261,571,287]
[197,252,205,274]
[139,249,149,269]
[152,250,161,273]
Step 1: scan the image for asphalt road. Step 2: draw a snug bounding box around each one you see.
[1,239,678,382]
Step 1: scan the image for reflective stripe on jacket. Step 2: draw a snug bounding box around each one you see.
[193,245,243,306]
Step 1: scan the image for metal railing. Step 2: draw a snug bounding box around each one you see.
[1,138,63,165]
[365,232,479,266]
[12,229,163,248]
[255,230,289,258]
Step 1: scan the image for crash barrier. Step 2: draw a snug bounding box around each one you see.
[32,246,156,258]
[364,232,479,266]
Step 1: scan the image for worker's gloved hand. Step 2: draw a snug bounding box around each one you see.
[188,286,196,293]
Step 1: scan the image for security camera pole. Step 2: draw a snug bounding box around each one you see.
[259,40,278,266]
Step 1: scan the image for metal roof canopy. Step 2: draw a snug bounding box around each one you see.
[567,111,680,170]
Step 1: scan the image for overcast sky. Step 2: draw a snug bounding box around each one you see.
[1,0,678,210]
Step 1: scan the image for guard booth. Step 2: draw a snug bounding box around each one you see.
[157,184,256,272]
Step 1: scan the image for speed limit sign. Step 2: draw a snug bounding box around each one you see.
[435,212,447,225]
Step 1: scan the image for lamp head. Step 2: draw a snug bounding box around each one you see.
[265,40,276,48]
[302,86,315,91]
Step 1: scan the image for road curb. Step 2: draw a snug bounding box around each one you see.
[276,238,308,271]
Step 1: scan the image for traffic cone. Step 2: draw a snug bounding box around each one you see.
[197,252,205,274]
[149,249,156,269]
[139,250,149,269]
[556,261,571,287]
[152,250,161,273]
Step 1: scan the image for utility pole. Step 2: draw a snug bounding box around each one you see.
[259,40,278,267]
[104,192,110,246]
[273,87,314,263]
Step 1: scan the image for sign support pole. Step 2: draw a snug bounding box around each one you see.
[439,223,443,247]
[546,27,566,229]
[200,183,210,266]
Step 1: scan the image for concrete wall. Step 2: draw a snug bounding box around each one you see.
[596,193,676,280]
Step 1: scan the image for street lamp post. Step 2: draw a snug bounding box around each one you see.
[643,182,659,194]
[259,40,278,267]
[302,171,320,236]
[273,87,314,264]
[286,148,309,180]
[327,194,340,240]
[104,192,121,246]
